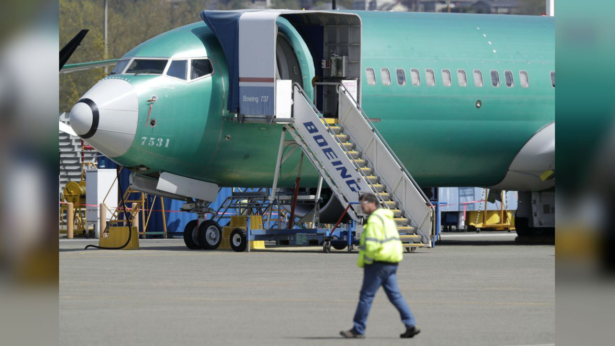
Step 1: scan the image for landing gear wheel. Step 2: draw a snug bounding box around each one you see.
[323,241,331,253]
[230,228,248,252]
[183,220,200,249]
[198,220,222,250]
[331,240,347,250]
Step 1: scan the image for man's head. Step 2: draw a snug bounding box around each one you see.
[359,193,380,215]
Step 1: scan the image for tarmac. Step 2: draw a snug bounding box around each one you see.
[60,232,554,346]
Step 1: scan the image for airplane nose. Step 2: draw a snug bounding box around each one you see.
[70,99,97,138]
[69,79,138,158]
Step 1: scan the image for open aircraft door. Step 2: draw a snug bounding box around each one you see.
[201,10,362,123]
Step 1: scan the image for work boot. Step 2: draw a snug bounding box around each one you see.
[400,326,421,338]
[340,329,365,338]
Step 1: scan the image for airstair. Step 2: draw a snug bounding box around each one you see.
[284,84,434,247]
[199,9,434,249]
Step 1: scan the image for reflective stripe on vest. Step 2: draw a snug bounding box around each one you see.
[364,237,401,244]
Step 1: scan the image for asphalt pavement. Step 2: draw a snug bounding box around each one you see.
[60,232,554,346]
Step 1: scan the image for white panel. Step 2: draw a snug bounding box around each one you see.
[157,172,218,202]
[341,80,358,103]
[86,169,118,238]
[239,11,279,80]
[531,191,555,227]
[275,80,293,119]
[238,11,280,115]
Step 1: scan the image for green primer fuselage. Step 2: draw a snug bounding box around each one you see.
[107,11,554,189]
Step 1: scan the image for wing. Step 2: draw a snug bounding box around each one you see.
[61,59,121,74]
[59,120,77,136]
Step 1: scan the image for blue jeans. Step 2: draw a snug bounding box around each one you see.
[352,262,416,335]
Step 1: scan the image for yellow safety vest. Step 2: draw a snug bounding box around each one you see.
[357,208,404,268]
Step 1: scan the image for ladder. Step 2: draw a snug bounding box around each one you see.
[286,84,434,247]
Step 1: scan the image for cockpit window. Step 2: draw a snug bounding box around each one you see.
[110,59,130,75]
[125,59,168,75]
[167,60,187,80]
[191,59,213,79]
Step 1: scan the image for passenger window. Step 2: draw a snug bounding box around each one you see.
[550,71,555,87]
[520,70,529,88]
[396,69,406,86]
[426,69,435,86]
[191,59,213,79]
[491,70,500,87]
[381,68,391,86]
[504,70,514,87]
[474,70,483,87]
[442,69,451,87]
[410,69,420,86]
[457,70,467,87]
[366,68,376,85]
[167,60,187,80]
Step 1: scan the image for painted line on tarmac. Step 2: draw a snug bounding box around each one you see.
[60,295,553,307]
[60,252,226,259]
[440,233,516,238]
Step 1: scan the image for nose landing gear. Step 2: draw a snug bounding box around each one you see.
[198,220,222,250]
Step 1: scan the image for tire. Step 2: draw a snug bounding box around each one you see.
[331,240,347,250]
[323,242,331,253]
[183,220,200,249]
[230,228,248,252]
[515,217,531,237]
[515,217,554,237]
[198,220,222,250]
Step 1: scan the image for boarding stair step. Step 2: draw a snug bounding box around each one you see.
[365,175,379,183]
[320,118,338,125]
[394,217,409,225]
[360,166,372,174]
[336,134,349,142]
[352,159,366,167]
[389,209,402,217]
[383,200,398,208]
[346,150,360,159]
[400,234,421,240]
[340,142,354,150]
[378,192,391,201]
[329,126,342,134]
[371,184,384,192]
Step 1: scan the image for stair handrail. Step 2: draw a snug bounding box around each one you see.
[313,81,433,243]
[328,82,433,208]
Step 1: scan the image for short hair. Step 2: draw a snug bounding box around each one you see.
[359,193,380,207]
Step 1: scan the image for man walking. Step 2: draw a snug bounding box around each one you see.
[340,193,420,339]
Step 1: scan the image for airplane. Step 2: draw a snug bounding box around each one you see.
[60,10,554,249]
